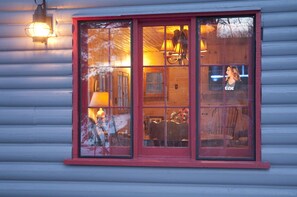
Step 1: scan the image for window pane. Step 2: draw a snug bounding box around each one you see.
[143,67,166,105]
[143,108,189,147]
[80,21,131,68]
[143,25,189,66]
[167,67,189,107]
[198,17,255,160]
[79,21,132,157]
[81,110,132,157]
[142,23,190,153]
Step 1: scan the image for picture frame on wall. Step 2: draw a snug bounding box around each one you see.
[143,67,167,101]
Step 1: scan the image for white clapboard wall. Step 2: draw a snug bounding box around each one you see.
[0,0,297,196]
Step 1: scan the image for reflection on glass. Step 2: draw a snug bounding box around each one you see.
[80,21,131,67]
[80,21,132,157]
[143,108,189,147]
[81,110,131,157]
[208,65,248,91]
[198,16,254,160]
[143,25,189,66]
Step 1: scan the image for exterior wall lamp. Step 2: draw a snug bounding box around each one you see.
[25,0,53,44]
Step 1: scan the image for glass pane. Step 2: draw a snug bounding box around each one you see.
[143,107,189,148]
[167,108,189,147]
[79,21,132,158]
[142,23,190,152]
[81,109,131,157]
[143,67,166,105]
[80,21,131,68]
[143,25,189,66]
[198,17,254,160]
[167,67,189,107]
[143,26,165,66]
[113,68,131,108]
[143,108,165,147]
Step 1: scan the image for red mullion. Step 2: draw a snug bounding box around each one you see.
[189,17,197,160]
[73,18,90,159]
[133,19,141,157]
[197,19,207,160]
[72,18,80,158]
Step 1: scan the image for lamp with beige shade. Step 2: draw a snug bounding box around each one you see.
[89,92,109,118]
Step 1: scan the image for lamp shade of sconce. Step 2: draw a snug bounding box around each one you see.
[25,0,53,43]
[174,42,182,53]
[200,25,215,34]
[160,39,174,52]
[200,39,208,52]
[160,27,189,65]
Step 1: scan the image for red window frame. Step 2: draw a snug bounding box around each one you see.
[65,11,270,169]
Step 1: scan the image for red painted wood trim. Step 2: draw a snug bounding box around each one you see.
[138,20,191,157]
[132,19,140,157]
[72,10,261,21]
[255,12,262,162]
[64,158,270,169]
[72,18,79,158]
[67,10,270,168]
[190,17,197,159]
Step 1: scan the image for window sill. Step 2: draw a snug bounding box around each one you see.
[64,157,270,169]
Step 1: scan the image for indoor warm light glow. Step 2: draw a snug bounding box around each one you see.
[89,92,109,107]
[143,52,152,65]
[28,22,51,37]
[201,25,215,34]
[174,42,181,53]
[200,39,207,52]
[160,39,174,51]
[89,92,109,118]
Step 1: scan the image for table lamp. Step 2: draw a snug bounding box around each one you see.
[89,92,109,118]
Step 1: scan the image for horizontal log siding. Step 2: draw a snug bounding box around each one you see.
[0,181,295,197]
[0,0,297,196]
[0,163,296,186]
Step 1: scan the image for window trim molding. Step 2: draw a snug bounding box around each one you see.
[65,10,270,169]
[65,158,270,169]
